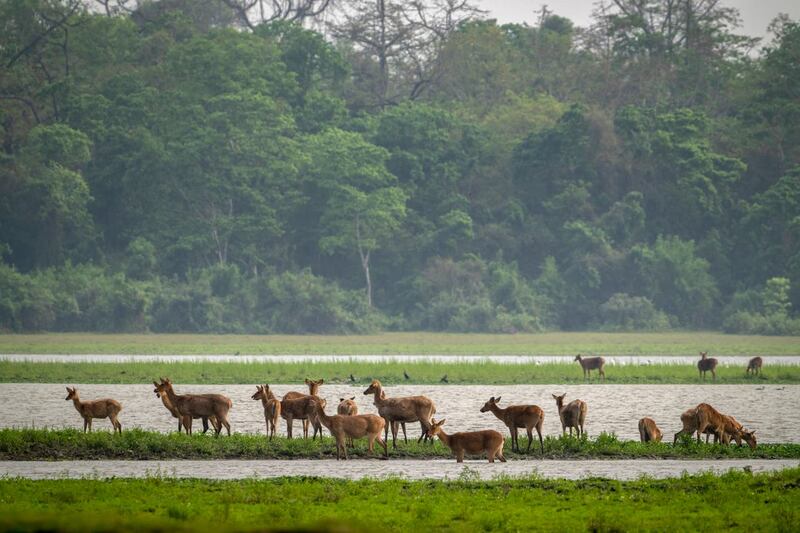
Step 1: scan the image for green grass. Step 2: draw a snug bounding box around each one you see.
[1,331,799,355]
[1,428,799,460]
[2,360,799,384]
[1,468,799,532]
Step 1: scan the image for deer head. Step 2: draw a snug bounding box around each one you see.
[65,387,78,401]
[574,354,583,362]
[363,380,381,395]
[700,351,708,359]
[424,418,446,439]
[552,393,567,408]
[740,429,757,450]
[251,385,265,401]
[480,396,502,412]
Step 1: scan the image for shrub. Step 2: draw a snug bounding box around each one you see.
[598,293,671,331]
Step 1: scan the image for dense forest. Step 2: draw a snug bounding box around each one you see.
[1,0,799,334]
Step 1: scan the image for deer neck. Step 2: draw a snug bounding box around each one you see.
[488,403,506,419]
[371,386,384,406]
[316,404,333,429]
[163,385,181,408]
[434,428,451,448]
[71,397,84,414]
[160,393,178,414]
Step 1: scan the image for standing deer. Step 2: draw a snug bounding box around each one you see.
[552,393,587,437]
[65,387,122,433]
[673,403,727,444]
[363,380,436,448]
[480,396,544,453]
[746,357,763,376]
[702,414,758,450]
[574,355,606,382]
[281,395,326,439]
[155,378,232,436]
[153,381,216,434]
[338,396,359,447]
[424,419,506,463]
[311,398,387,460]
[283,378,325,439]
[638,417,663,443]
[697,352,718,381]
[252,385,281,441]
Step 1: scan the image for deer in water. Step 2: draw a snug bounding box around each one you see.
[363,380,436,448]
[252,385,281,441]
[155,378,232,436]
[311,398,387,460]
[65,387,123,433]
[480,396,544,453]
[281,395,326,439]
[153,381,216,434]
[673,403,727,444]
[638,417,663,443]
[574,354,606,382]
[424,418,506,463]
[697,351,718,381]
[746,356,763,376]
[552,393,587,437]
[702,414,758,450]
[283,378,325,439]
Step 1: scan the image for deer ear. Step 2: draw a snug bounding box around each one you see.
[439,419,446,426]
[305,378,310,384]
[350,396,355,401]
[495,396,501,403]
[319,379,324,385]
[339,398,345,402]
[552,394,558,399]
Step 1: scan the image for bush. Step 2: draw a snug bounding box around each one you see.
[598,293,671,331]
[723,311,800,335]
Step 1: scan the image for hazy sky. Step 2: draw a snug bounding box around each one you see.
[476,1,799,40]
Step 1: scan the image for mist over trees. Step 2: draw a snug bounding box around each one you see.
[1,0,799,334]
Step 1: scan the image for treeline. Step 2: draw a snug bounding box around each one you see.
[1,0,799,334]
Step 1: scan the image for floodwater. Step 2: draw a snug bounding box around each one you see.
[0,459,796,481]
[3,383,797,443]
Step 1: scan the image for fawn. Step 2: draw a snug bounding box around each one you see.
[65,387,122,433]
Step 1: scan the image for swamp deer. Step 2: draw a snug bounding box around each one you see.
[281,395,326,439]
[65,387,122,433]
[552,393,587,437]
[747,357,763,376]
[575,354,606,381]
[702,414,758,450]
[311,398,387,460]
[155,378,232,436]
[363,380,436,448]
[283,378,325,439]
[673,403,727,444]
[480,396,544,453]
[153,381,216,434]
[252,385,281,441]
[338,396,359,447]
[698,352,718,381]
[424,418,506,463]
[638,417,663,443]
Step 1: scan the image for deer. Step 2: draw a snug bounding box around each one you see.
[746,356,763,376]
[252,385,281,441]
[702,414,758,450]
[638,417,663,443]
[697,351,718,381]
[155,378,232,436]
[65,387,123,433]
[480,396,544,453]
[283,378,325,439]
[311,398,387,460]
[153,381,217,434]
[673,403,727,444]
[574,354,606,382]
[338,396,359,447]
[552,393,587,438]
[424,418,506,463]
[281,395,326,439]
[363,379,436,449]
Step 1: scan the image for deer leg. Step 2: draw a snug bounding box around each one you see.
[378,436,388,458]
[87,418,92,432]
[302,419,310,439]
[511,427,518,452]
[696,421,708,443]
[600,368,605,382]
[221,417,230,437]
[537,422,544,454]
[286,416,293,439]
[83,418,88,433]
[526,426,533,453]
[496,443,507,463]
[456,450,464,463]
[390,420,399,449]
[184,415,193,436]
[177,418,183,433]
[712,369,716,382]
[201,417,210,434]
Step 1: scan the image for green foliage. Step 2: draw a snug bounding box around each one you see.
[599,293,671,331]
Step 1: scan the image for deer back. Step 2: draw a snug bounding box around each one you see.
[748,357,763,369]
[449,430,504,454]
[175,393,231,418]
[580,356,605,370]
[560,399,586,427]
[281,395,318,419]
[81,398,122,418]
[696,403,726,433]
[698,356,718,371]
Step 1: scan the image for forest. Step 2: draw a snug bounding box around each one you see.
[1,0,798,335]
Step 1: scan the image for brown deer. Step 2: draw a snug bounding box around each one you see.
[480,396,544,453]
[153,381,216,434]
[746,356,763,376]
[65,387,122,433]
[311,398,387,460]
[155,378,232,436]
[283,378,325,439]
[702,414,758,450]
[363,379,436,448]
[552,393,587,437]
[424,419,506,463]
[574,354,606,381]
[638,417,663,443]
[697,351,718,381]
[281,395,326,439]
[252,385,281,441]
[338,396,359,447]
[673,403,727,444]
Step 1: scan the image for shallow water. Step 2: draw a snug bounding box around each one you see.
[0,459,796,480]
[3,383,796,443]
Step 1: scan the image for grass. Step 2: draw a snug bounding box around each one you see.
[0,468,799,531]
[1,428,799,460]
[2,360,799,384]
[1,331,799,355]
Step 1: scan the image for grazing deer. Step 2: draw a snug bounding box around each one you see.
[746,357,763,376]
[153,381,216,434]
[673,403,727,444]
[480,396,544,453]
[363,380,436,448]
[311,398,387,460]
[283,378,325,439]
[702,414,758,450]
[252,385,281,441]
[338,396,359,447]
[552,393,587,437]
[281,395,326,439]
[155,378,232,436]
[697,352,718,381]
[424,419,506,463]
[574,354,606,382]
[638,417,663,443]
[65,387,122,433]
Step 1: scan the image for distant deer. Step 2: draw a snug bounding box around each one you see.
[283,378,325,439]
[673,403,727,444]
[697,352,718,381]
[702,414,758,450]
[252,385,281,441]
[424,418,506,463]
[281,395,326,439]
[552,393,587,437]
[155,378,232,436]
[480,396,544,453]
[65,387,122,433]
[363,380,436,448]
[153,381,216,434]
[338,396,359,447]
[746,357,763,376]
[311,398,387,460]
[638,417,663,443]
[574,354,606,381]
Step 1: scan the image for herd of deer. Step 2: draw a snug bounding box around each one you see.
[63,367,760,462]
[573,352,765,382]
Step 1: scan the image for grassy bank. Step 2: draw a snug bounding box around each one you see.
[2,360,799,384]
[2,429,799,460]
[2,332,799,355]
[1,469,799,532]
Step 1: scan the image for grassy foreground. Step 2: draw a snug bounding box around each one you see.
[1,469,799,532]
[2,331,799,355]
[2,429,799,460]
[2,360,799,384]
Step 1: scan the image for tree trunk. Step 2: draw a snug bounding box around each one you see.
[355,215,373,307]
